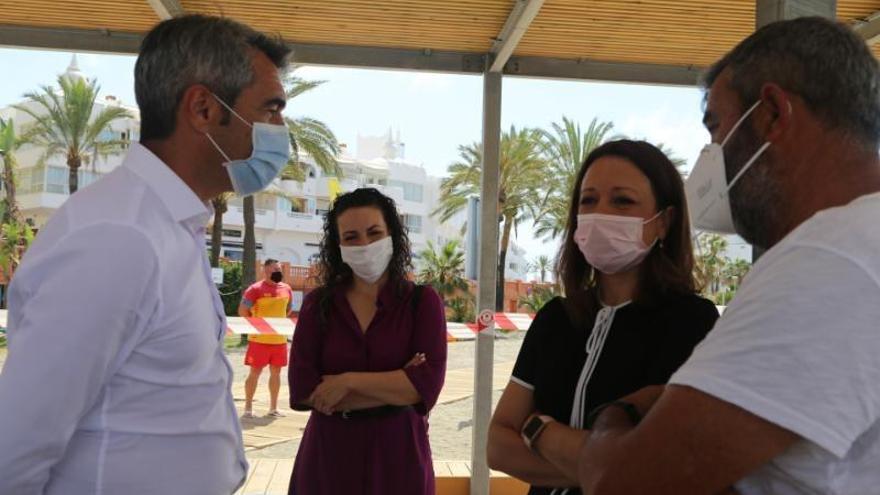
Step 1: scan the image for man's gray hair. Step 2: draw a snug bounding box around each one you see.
[135,15,291,141]
[704,16,880,148]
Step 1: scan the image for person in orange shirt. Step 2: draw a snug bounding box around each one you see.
[238,259,295,418]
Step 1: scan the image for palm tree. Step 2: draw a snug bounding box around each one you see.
[518,286,558,313]
[722,258,751,294]
[0,216,33,290]
[434,126,547,311]
[447,295,475,324]
[653,142,688,173]
[15,74,131,195]
[241,195,257,308]
[534,117,615,240]
[240,69,341,291]
[529,254,553,283]
[209,192,233,268]
[0,117,22,226]
[694,233,729,298]
[417,240,469,303]
[0,117,32,298]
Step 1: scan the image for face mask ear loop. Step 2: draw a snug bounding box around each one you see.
[643,208,667,248]
[721,100,763,148]
[726,141,771,191]
[205,133,232,162]
[643,209,665,225]
[210,93,253,129]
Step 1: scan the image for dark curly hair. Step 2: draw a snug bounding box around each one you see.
[315,188,413,319]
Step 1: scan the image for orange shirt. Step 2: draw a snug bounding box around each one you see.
[242,280,293,345]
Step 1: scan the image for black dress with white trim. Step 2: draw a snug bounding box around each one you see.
[510,293,719,495]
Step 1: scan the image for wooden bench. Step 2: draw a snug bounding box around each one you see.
[234,459,529,494]
[433,460,530,495]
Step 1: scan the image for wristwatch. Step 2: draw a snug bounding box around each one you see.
[521,414,554,452]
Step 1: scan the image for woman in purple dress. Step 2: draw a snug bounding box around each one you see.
[287,187,448,495]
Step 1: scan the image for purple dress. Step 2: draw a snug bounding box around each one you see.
[288,281,447,495]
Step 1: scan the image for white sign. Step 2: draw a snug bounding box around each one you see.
[477,309,495,332]
[292,291,304,311]
[211,267,224,285]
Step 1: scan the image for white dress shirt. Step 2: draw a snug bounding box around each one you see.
[0,143,247,494]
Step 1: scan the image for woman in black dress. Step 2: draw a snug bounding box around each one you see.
[488,140,719,495]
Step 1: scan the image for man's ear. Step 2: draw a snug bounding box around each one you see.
[179,84,223,134]
[757,83,794,144]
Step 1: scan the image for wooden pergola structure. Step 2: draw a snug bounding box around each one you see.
[1,1,879,82]
[2,1,879,492]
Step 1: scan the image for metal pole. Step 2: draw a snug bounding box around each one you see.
[755,0,835,28]
[465,195,481,280]
[470,61,502,495]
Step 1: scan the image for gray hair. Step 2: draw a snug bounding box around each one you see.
[703,16,880,148]
[135,15,291,141]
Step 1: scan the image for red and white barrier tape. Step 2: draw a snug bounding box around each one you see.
[0,310,542,342]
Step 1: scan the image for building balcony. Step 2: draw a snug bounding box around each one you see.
[279,178,317,197]
[219,206,326,235]
[223,206,276,230]
[276,210,325,232]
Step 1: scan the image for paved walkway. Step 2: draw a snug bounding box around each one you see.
[0,346,523,494]
[234,361,516,452]
[0,346,516,455]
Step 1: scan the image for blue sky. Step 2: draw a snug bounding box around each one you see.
[0,47,715,262]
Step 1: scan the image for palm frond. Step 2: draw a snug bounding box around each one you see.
[282,69,341,183]
[0,118,17,154]
[285,72,326,100]
[533,116,615,241]
[286,116,341,177]
[417,239,469,301]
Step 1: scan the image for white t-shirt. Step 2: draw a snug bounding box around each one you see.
[670,192,880,495]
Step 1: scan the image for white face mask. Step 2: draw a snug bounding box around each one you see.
[574,211,662,275]
[340,236,393,284]
[685,100,770,234]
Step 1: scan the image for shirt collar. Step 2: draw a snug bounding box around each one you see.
[123,142,212,228]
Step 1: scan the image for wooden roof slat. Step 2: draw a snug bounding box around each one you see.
[1,0,880,83]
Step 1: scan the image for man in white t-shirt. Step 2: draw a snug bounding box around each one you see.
[576,17,880,495]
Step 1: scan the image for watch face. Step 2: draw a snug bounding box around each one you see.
[522,416,544,439]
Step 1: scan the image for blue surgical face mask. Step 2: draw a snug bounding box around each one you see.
[205,94,291,197]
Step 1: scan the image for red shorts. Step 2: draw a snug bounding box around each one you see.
[245,342,289,368]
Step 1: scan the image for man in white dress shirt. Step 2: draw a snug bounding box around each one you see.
[0,15,291,494]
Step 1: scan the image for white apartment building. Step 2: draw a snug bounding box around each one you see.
[0,57,141,230]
